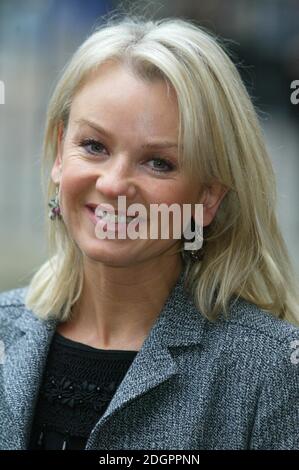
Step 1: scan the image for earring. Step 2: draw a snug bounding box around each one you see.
[182,216,204,262]
[185,248,204,261]
[48,186,61,220]
[183,243,204,262]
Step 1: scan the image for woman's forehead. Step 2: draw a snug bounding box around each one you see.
[68,66,179,140]
[72,61,177,109]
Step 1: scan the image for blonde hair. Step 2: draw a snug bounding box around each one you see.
[25,13,299,326]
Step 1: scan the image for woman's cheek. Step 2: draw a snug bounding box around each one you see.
[58,175,82,220]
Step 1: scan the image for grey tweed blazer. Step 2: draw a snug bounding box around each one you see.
[0,271,298,450]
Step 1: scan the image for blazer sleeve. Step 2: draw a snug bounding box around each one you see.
[250,331,299,449]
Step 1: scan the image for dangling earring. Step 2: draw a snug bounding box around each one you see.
[183,241,204,262]
[185,247,204,261]
[182,216,204,262]
[48,186,61,220]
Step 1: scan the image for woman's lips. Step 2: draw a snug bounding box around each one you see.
[85,203,140,218]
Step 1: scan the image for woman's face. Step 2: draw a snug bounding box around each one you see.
[51,61,223,267]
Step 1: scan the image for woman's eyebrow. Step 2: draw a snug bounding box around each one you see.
[74,118,178,149]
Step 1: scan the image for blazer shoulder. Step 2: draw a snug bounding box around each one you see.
[226,295,299,344]
[0,286,29,321]
[225,298,299,449]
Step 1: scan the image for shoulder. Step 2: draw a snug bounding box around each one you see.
[210,295,299,387]
[220,297,299,449]
[0,286,28,307]
[225,295,299,347]
[201,295,299,378]
[0,286,29,325]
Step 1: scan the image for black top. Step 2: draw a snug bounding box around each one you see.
[28,332,138,450]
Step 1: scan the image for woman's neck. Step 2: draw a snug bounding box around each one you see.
[57,255,183,351]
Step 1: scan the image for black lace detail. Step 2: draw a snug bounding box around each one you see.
[43,375,119,412]
[28,332,138,449]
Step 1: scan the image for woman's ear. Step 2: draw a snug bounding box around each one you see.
[197,183,228,227]
[51,122,64,184]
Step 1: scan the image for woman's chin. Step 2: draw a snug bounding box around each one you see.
[79,239,140,266]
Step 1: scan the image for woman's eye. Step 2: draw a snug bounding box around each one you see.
[78,140,175,174]
[147,158,175,173]
[79,138,106,155]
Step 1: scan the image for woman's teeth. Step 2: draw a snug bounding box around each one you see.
[96,210,136,223]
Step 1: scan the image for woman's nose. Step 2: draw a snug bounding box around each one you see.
[95,159,137,200]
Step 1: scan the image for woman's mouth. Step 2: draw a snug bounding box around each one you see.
[95,209,137,224]
[85,204,142,228]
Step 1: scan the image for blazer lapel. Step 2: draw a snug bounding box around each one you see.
[86,269,207,445]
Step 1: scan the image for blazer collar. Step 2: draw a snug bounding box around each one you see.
[3,267,207,448]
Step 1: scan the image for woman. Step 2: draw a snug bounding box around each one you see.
[0,15,298,451]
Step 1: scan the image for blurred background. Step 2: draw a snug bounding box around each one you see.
[0,0,298,292]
